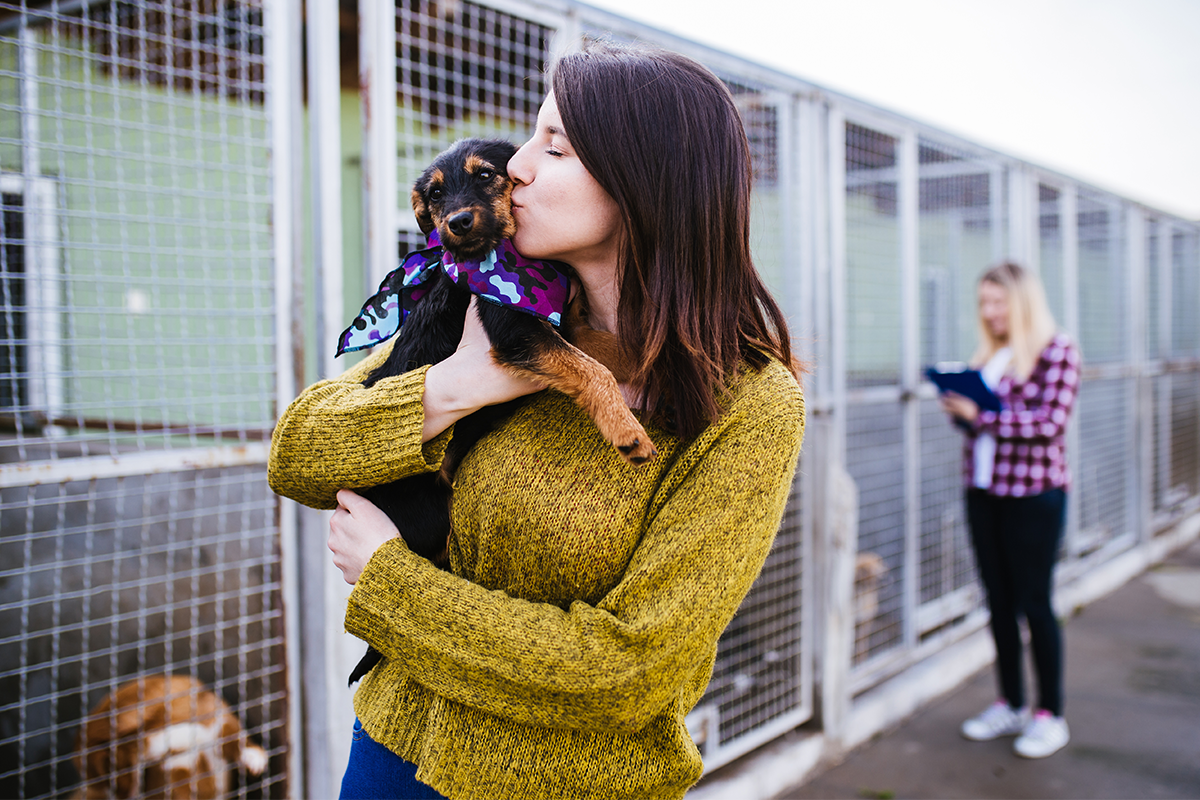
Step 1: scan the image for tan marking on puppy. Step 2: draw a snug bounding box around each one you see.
[563,295,630,382]
[463,153,491,174]
[411,187,434,236]
[496,181,517,241]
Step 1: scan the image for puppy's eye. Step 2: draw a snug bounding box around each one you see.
[429,187,443,201]
[477,169,494,182]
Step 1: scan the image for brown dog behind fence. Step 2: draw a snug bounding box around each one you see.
[73,674,265,800]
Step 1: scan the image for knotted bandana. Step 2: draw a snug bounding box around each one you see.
[336,231,573,357]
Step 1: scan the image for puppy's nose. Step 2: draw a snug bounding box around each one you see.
[447,211,475,236]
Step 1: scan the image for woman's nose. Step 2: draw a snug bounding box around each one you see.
[508,140,534,186]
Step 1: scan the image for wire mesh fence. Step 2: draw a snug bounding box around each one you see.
[1038,183,1066,326]
[846,400,906,667]
[917,399,978,620]
[845,122,902,390]
[1171,231,1199,358]
[0,1,285,796]
[1076,190,1128,365]
[1074,377,1136,552]
[688,470,811,768]
[0,1,275,455]
[0,467,284,798]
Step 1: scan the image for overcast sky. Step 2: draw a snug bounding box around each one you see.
[582,0,1200,220]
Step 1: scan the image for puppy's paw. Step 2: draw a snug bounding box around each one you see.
[240,744,268,775]
[615,431,657,465]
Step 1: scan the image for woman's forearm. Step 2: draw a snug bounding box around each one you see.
[268,361,451,509]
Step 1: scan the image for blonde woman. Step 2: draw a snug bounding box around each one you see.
[939,261,1080,759]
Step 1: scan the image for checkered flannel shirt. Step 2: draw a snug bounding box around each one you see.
[964,333,1081,497]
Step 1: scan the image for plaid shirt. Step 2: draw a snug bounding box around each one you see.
[963,333,1081,497]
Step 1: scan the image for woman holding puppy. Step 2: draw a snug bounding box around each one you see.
[269,41,804,800]
[939,261,1079,759]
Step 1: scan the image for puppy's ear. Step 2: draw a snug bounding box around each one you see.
[411,187,434,236]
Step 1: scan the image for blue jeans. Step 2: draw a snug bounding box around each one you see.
[340,718,447,800]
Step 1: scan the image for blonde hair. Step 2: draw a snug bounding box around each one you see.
[970,261,1058,381]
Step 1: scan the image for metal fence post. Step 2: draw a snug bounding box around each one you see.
[1061,185,1082,552]
[267,0,304,792]
[818,106,856,747]
[1007,166,1036,268]
[308,0,345,381]
[898,128,920,652]
[360,0,398,290]
[1128,207,1151,542]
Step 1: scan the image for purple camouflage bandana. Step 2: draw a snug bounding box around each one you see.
[336,231,573,357]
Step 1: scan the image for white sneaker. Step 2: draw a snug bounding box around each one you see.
[1014,710,1069,758]
[960,701,1031,741]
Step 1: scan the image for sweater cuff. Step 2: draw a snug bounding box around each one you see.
[370,365,453,475]
[345,537,424,646]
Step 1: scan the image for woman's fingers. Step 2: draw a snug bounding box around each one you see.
[329,489,400,584]
[422,298,549,441]
[939,392,979,422]
[448,299,547,401]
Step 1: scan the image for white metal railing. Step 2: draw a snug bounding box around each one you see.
[1,1,289,797]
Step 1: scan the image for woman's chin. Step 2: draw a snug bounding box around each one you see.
[511,237,548,260]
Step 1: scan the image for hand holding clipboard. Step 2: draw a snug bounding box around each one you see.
[925,364,1003,413]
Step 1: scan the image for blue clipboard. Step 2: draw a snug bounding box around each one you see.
[925,366,1003,413]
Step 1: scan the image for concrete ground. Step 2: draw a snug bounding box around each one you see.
[782,537,1200,800]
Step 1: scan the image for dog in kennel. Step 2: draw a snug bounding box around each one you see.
[72,674,266,800]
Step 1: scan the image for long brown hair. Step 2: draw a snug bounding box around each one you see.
[552,41,799,439]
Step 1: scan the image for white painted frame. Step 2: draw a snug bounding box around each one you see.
[0,171,62,432]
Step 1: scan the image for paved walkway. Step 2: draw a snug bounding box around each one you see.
[782,537,1200,800]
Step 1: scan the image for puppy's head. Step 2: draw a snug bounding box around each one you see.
[411,138,518,262]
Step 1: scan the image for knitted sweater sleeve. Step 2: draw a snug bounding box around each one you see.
[267,343,453,510]
[345,364,805,734]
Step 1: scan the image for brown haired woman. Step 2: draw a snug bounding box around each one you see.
[268,41,805,800]
[940,261,1079,759]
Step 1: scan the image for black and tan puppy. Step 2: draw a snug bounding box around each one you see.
[345,138,655,684]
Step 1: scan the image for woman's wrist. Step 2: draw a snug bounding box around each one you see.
[422,356,484,442]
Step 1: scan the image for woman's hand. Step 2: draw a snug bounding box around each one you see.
[329,489,401,584]
[939,391,980,423]
[421,297,546,440]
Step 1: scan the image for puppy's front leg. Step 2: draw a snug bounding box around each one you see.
[480,304,656,464]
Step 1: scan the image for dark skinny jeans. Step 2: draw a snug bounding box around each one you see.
[966,487,1066,716]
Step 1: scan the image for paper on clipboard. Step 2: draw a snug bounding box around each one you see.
[925,363,1003,412]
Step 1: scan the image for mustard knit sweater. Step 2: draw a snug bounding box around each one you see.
[268,343,805,800]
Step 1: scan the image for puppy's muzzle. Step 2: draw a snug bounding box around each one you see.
[447,210,475,237]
